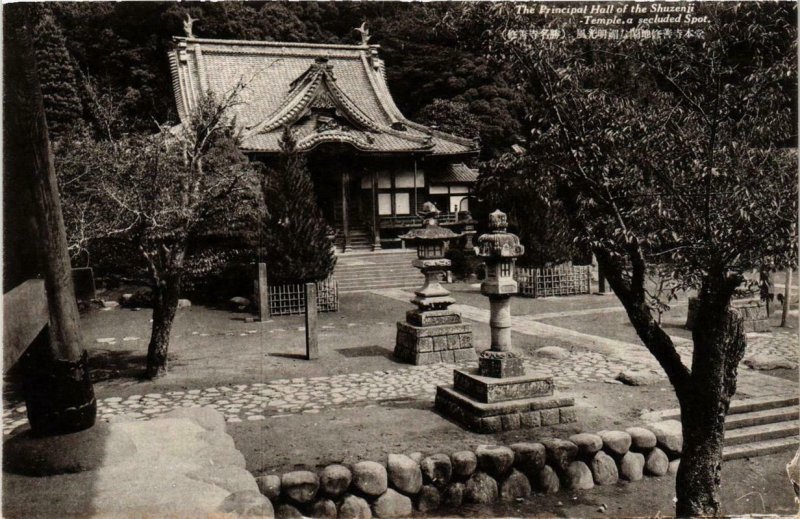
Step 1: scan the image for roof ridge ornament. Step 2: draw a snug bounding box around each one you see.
[183,14,198,38]
[354,22,371,46]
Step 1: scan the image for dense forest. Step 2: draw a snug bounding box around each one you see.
[33,2,527,157]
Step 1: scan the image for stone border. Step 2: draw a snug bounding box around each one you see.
[253,420,682,518]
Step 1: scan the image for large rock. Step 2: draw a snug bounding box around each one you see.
[540,439,578,475]
[309,499,338,519]
[442,482,465,507]
[645,447,669,476]
[510,442,546,474]
[420,454,452,488]
[499,469,531,501]
[371,488,412,518]
[476,445,515,479]
[338,494,372,519]
[187,465,259,494]
[353,461,388,497]
[668,459,680,475]
[416,485,441,513]
[387,454,422,495]
[568,434,603,457]
[598,430,632,458]
[565,461,594,490]
[616,370,660,386]
[451,450,478,479]
[256,474,282,501]
[626,427,657,451]
[219,490,275,518]
[744,354,795,370]
[177,298,192,309]
[589,451,618,486]
[320,464,352,497]
[162,406,227,432]
[620,451,645,481]
[276,504,303,519]
[648,420,683,457]
[532,465,560,494]
[281,470,320,504]
[534,346,569,359]
[407,452,423,464]
[464,471,498,504]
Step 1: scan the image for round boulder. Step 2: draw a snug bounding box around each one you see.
[533,465,560,494]
[589,451,618,486]
[464,471,498,504]
[420,453,452,488]
[309,499,337,519]
[510,442,546,474]
[442,482,465,507]
[387,454,422,495]
[534,346,569,359]
[541,438,578,474]
[281,470,319,504]
[353,461,388,497]
[476,445,515,479]
[569,433,603,457]
[620,451,645,481]
[566,461,594,490]
[371,488,412,518]
[648,420,683,457]
[626,427,657,451]
[416,485,441,513]
[275,504,303,519]
[645,447,669,476]
[598,430,632,458]
[407,452,423,464]
[668,459,680,475]
[219,490,275,518]
[616,370,660,386]
[338,494,372,519]
[320,464,352,498]
[256,474,281,500]
[499,469,531,501]
[451,450,478,479]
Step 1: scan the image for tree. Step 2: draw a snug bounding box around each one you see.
[260,127,336,285]
[415,99,481,140]
[65,88,258,378]
[449,3,797,514]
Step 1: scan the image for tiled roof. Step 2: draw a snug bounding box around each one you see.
[168,37,478,156]
[430,163,479,183]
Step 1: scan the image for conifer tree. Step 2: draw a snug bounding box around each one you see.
[33,12,83,140]
[261,127,336,284]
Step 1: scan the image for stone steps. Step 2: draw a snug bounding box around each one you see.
[723,437,799,461]
[724,421,799,446]
[335,252,423,293]
[725,406,799,430]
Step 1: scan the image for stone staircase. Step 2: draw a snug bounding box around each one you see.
[648,395,799,460]
[334,250,423,293]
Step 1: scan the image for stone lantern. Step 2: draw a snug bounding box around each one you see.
[434,209,576,433]
[393,202,475,365]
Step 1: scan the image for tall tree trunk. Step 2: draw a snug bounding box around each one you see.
[676,294,747,516]
[780,269,792,327]
[146,273,181,379]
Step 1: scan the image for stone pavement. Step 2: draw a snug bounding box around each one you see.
[3,290,796,435]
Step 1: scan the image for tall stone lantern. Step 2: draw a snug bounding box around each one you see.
[393,202,476,365]
[435,209,576,433]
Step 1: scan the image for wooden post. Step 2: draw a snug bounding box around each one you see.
[372,171,381,250]
[6,5,96,435]
[305,282,319,360]
[258,262,269,321]
[781,268,792,327]
[341,171,350,253]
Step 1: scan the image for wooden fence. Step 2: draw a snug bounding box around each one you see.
[516,265,592,298]
[267,276,339,317]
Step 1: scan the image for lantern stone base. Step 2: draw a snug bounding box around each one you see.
[394,318,476,365]
[435,384,576,433]
[452,368,554,403]
[478,351,524,378]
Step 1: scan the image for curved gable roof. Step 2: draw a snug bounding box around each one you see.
[168,37,478,156]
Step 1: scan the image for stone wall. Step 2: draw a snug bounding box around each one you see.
[255,420,683,518]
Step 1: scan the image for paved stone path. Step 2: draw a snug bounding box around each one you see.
[4,291,796,435]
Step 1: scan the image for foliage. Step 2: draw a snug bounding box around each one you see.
[416,99,481,140]
[476,152,578,267]
[260,127,336,285]
[32,11,84,140]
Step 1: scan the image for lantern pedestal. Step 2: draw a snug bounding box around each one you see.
[434,209,575,433]
[395,319,476,365]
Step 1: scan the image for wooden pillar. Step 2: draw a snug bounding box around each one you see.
[341,171,351,253]
[6,4,96,435]
[413,158,419,216]
[258,262,269,321]
[371,171,381,250]
[781,268,793,327]
[305,283,319,360]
